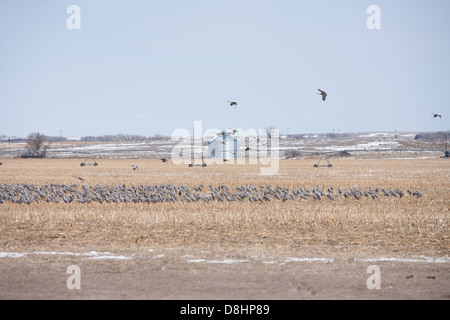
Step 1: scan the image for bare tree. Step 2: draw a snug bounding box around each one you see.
[21,132,50,158]
[264,126,277,139]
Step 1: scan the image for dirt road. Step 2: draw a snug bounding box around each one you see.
[1,244,449,300]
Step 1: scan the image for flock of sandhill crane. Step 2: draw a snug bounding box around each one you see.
[0,88,438,206]
[0,182,424,205]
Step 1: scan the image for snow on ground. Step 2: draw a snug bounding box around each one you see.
[0,131,445,159]
[353,140,402,150]
[1,251,449,264]
[0,251,133,260]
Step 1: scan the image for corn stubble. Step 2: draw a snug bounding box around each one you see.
[0,158,448,255]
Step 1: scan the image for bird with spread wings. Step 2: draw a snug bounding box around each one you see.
[431,113,442,119]
[318,89,327,101]
[228,101,238,108]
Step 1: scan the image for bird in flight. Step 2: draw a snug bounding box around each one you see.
[72,176,85,181]
[431,113,442,119]
[228,101,238,108]
[130,165,138,171]
[318,89,327,101]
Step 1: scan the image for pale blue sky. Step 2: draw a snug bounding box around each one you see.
[0,0,449,137]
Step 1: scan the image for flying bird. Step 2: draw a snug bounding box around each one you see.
[131,165,138,171]
[228,101,238,108]
[72,176,85,181]
[318,89,327,101]
[431,113,442,119]
[161,158,168,163]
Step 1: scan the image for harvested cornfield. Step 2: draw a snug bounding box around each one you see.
[0,158,449,299]
[0,158,448,254]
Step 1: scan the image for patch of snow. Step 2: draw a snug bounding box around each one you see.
[0,251,134,260]
[187,258,249,264]
[207,259,250,264]
[88,254,132,260]
[356,256,450,263]
[0,252,26,258]
[286,257,334,263]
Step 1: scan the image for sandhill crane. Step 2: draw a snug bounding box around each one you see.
[317,89,327,101]
[228,101,238,108]
[413,188,424,198]
[431,113,442,119]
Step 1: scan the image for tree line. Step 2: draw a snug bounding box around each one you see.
[19,132,169,158]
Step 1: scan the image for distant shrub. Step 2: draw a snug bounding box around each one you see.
[284,149,302,159]
[21,132,50,158]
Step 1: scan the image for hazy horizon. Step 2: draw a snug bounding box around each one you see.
[2,128,448,140]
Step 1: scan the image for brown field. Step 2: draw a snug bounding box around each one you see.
[0,158,449,299]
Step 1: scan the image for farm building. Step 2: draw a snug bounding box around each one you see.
[207,130,240,160]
